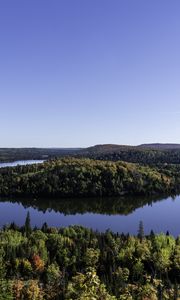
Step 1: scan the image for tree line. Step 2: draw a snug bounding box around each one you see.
[2,146,180,165]
[78,148,180,165]
[0,148,77,162]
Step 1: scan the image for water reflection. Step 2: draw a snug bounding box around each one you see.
[1,194,170,215]
[0,195,179,235]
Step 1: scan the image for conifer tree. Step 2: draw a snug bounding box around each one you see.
[24,211,31,236]
[138,220,144,241]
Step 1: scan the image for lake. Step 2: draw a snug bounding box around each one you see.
[0,160,180,236]
[0,195,179,236]
[0,160,44,168]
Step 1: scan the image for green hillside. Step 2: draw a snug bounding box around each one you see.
[0,158,180,197]
[77,144,180,165]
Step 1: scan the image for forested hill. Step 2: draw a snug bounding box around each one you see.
[1,144,180,165]
[77,144,180,165]
[0,158,180,197]
[81,143,180,154]
[138,143,180,150]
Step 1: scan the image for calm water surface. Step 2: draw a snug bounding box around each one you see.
[0,160,44,168]
[0,196,179,236]
[0,160,180,235]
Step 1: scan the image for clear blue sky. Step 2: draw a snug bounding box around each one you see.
[1,0,180,147]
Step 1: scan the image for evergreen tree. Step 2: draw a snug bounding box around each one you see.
[24,211,31,236]
[0,247,6,279]
[41,222,48,233]
[138,220,144,241]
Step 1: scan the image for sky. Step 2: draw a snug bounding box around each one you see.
[1,0,180,147]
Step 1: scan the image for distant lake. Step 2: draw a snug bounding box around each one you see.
[0,160,44,168]
[0,195,180,236]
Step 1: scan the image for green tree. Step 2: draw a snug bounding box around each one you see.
[84,248,100,267]
[65,268,117,300]
[24,211,32,236]
[138,221,144,241]
[0,280,13,300]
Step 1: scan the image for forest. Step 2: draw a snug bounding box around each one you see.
[77,145,180,165]
[2,145,180,166]
[0,158,180,198]
[0,216,180,299]
[1,153,180,299]
[0,148,80,162]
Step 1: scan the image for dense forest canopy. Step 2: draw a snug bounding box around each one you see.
[0,219,180,299]
[0,157,180,197]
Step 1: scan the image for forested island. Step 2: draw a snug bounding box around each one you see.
[0,217,180,299]
[0,157,180,198]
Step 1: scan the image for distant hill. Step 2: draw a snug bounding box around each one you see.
[0,148,82,162]
[80,144,135,154]
[80,143,180,154]
[138,143,180,150]
[77,143,180,165]
[1,143,180,164]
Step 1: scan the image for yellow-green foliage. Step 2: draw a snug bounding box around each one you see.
[1,158,180,197]
[0,225,179,299]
